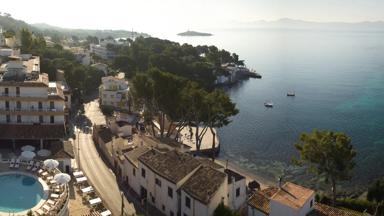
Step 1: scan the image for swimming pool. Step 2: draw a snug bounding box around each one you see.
[0,173,44,213]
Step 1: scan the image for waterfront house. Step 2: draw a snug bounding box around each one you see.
[226,168,247,211]
[180,166,228,216]
[138,149,202,216]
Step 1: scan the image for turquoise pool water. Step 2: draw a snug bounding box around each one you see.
[0,173,44,213]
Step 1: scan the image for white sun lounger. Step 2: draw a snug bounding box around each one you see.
[89,197,102,205]
[42,204,51,212]
[14,159,20,169]
[100,210,112,216]
[73,171,84,177]
[47,199,55,206]
[81,186,94,194]
[32,162,41,172]
[27,161,34,170]
[35,209,45,215]
[51,193,59,199]
[9,158,15,168]
[76,176,87,183]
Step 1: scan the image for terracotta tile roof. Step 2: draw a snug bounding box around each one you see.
[308,203,363,216]
[271,182,315,209]
[0,124,66,139]
[248,192,271,215]
[182,166,227,205]
[124,146,151,168]
[139,149,201,184]
[247,187,279,215]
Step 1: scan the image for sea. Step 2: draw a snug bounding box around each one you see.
[153,28,384,190]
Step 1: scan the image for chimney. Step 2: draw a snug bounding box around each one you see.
[278,176,283,188]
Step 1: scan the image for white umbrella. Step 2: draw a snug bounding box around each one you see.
[21,151,36,160]
[37,149,51,157]
[54,173,71,185]
[21,145,35,152]
[44,159,59,170]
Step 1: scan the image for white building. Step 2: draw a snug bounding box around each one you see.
[181,166,228,216]
[90,39,116,60]
[0,56,67,148]
[247,182,315,216]
[225,169,247,211]
[138,150,202,216]
[99,72,130,111]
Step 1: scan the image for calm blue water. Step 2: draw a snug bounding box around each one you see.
[0,174,44,213]
[155,28,384,187]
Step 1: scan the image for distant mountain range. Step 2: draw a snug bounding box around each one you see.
[232,18,384,31]
[0,15,149,39]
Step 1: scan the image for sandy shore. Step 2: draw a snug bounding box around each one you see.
[215,158,275,189]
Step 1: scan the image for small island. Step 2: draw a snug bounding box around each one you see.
[177,30,213,36]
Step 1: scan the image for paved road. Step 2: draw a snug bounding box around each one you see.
[76,99,136,216]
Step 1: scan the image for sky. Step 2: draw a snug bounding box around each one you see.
[1,0,384,34]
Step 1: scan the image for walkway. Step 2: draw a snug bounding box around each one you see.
[76,99,136,216]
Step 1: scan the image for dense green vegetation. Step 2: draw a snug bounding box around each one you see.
[18,29,104,95]
[131,69,238,155]
[111,37,244,89]
[293,130,356,206]
[213,203,240,216]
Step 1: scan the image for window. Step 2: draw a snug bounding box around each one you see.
[5,101,9,109]
[50,116,54,123]
[184,214,188,216]
[38,102,43,109]
[39,116,44,123]
[17,115,21,123]
[236,188,240,197]
[310,199,313,208]
[168,187,173,198]
[141,168,146,178]
[170,211,174,216]
[16,101,21,109]
[4,88,8,95]
[6,115,10,123]
[133,168,136,176]
[151,195,155,203]
[155,178,161,187]
[162,205,165,211]
[50,101,55,109]
[16,87,20,96]
[65,96,68,102]
[185,196,191,208]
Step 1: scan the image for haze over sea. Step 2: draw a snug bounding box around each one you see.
[154,27,384,188]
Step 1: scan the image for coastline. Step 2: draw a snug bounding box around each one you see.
[215,158,275,189]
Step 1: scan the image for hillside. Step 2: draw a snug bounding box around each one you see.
[0,14,149,39]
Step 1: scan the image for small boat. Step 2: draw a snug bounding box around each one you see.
[264,101,274,108]
[287,91,295,97]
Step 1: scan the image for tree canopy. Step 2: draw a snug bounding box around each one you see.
[293,130,356,206]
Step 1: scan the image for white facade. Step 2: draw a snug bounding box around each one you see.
[248,206,268,216]
[99,73,130,111]
[138,162,199,216]
[90,39,116,60]
[228,177,247,210]
[181,178,228,216]
[269,195,314,216]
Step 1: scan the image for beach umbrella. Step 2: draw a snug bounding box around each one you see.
[54,173,71,185]
[37,149,51,157]
[43,159,59,170]
[21,151,36,160]
[21,145,35,152]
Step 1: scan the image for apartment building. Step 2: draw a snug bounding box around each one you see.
[89,39,116,60]
[0,56,67,148]
[99,72,130,111]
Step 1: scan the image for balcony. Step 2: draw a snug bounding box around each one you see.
[0,92,50,101]
[0,107,65,115]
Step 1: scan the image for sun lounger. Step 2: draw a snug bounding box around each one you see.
[46,199,55,206]
[89,197,102,205]
[42,204,51,212]
[14,159,20,169]
[49,180,56,185]
[9,158,15,168]
[46,176,53,181]
[81,186,94,194]
[73,171,84,177]
[32,162,41,172]
[35,209,45,215]
[76,176,87,183]
[50,193,59,199]
[100,210,112,216]
[27,161,34,170]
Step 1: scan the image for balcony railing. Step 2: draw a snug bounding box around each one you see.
[0,107,64,112]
